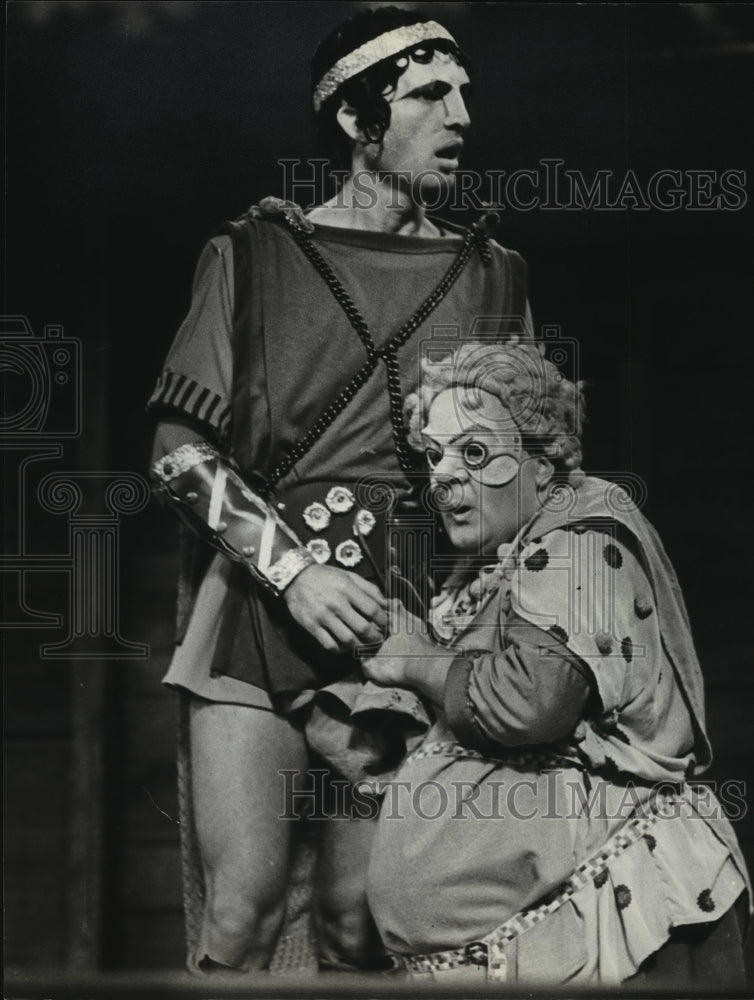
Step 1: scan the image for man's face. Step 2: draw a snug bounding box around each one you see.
[423,388,542,555]
[366,50,471,201]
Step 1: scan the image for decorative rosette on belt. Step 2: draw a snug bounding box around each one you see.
[303,501,331,532]
[325,486,355,514]
[353,509,376,537]
[335,539,363,568]
[306,538,332,565]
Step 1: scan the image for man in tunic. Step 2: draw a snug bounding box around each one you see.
[148,6,529,974]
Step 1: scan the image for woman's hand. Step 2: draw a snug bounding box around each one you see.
[386,598,427,641]
[362,601,450,701]
[361,649,411,687]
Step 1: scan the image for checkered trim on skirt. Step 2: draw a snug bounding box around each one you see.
[406,739,578,771]
[390,758,667,981]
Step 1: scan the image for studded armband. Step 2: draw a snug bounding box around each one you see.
[150,442,314,596]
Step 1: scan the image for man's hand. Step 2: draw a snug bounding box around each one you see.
[283,563,388,653]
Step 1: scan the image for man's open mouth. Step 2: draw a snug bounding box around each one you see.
[435,141,463,159]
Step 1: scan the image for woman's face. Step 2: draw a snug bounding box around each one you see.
[422,387,544,554]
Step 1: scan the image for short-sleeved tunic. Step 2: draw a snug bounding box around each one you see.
[148,203,529,755]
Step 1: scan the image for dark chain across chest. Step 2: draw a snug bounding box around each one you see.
[265,215,491,489]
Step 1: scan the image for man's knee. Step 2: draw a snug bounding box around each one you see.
[203,869,286,967]
[208,886,284,939]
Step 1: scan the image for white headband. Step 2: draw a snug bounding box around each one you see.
[312,21,458,114]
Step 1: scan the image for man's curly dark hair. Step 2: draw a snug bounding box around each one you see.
[311,7,470,170]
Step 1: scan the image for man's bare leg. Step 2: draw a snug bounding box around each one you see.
[189,698,309,971]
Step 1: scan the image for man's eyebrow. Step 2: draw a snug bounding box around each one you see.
[402,79,452,98]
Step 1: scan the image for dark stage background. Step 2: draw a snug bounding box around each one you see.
[4,0,754,990]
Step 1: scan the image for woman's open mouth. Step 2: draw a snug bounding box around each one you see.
[450,503,473,522]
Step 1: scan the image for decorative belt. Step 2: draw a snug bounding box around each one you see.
[406,739,582,772]
[389,792,670,982]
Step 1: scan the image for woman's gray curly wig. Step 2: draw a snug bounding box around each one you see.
[404,341,586,474]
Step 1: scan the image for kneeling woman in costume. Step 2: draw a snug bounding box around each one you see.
[363,341,749,986]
